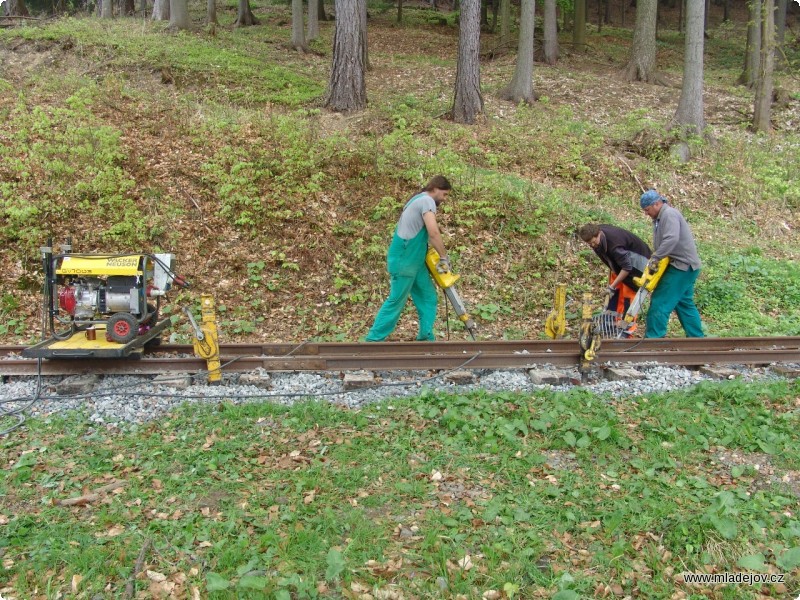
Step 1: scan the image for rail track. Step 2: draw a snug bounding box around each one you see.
[1,337,799,377]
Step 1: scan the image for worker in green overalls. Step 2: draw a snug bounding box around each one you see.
[365,175,452,342]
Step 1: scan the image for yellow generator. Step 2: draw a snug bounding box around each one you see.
[24,241,189,358]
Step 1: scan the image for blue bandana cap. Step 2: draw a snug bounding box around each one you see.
[640,190,666,209]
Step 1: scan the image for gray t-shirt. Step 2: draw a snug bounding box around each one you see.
[396,193,437,240]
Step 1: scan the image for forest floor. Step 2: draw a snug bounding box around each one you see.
[0,3,799,344]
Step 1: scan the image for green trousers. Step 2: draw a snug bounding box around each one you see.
[645,265,705,338]
[365,269,438,341]
[365,226,438,342]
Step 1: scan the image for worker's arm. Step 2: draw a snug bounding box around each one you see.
[423,211,447,258]
[610,269,629,289]
[652,210,680,261]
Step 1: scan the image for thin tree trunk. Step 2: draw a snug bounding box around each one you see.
[452,0,483,123]
[498,0,536,104]
[774,0,786,67]
[307,0,320,40]
[543,0,559,64]
[101,0,113,18]
[739,0,761,87]
[325,0,367,112]
[753,0,775,132]
[291,0,308,51]
[672,0,706,135]
[499,0,511,47]
[397,0,403,22]
[207,0,217,29]
[573,0,586,50]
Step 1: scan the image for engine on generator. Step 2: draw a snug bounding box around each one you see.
[41,243,188,345]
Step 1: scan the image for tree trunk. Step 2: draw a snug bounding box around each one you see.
[318,0,328,21]
[207,0,217,28]
[739,0,761,86]
[452,0,483,123]
[722,0,729,21]
[168,0,188,28]
[152,0,169,21]
[672,0,706,135]
[499,0,511,48]
[325,0,367,112]
[235,0,260,26]
[573,0,586,51]
[774,0,786,68]
[753,0,774,132]
[543,0,559,64]
[101,0,113,18]
[7,0,29,15]
[397,0,402,23]
[307,0,320,40]
[122,0,135,15]
[291,0,308,51]
[498,0,536,104]
[623,0,659,82]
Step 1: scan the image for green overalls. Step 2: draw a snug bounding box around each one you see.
[365,195,438,342]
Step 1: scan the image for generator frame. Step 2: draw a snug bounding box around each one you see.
[23,242,183,359]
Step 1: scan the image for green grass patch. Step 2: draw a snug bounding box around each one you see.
[1,379,799,598]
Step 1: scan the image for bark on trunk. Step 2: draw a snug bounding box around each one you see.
[101,0,112,18]
[672,0,706,135]
[623,0,659,82]
[168,0,188,28]
[499,0,511,47]
[543,0,559,64]
[739,0,761,87]
[152,0,169,21]
[396,0,402,23]
[753,0,774,132]
[774,0,786,68]
[325,0,367,112]
[207,0,217,28]
[573,0,586,50]
[498,0,536,104]
[291,0,308,51]
[7,0,29,15]
[452,0,483,123]
[307,0,319,40]
[122,0,135,15]
[235,0,260,26]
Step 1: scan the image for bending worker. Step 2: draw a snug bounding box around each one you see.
[639,189,705,338]
[365,175,452,342]
[577,223,651,317]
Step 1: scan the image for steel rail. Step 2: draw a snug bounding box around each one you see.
[1,337,799,376]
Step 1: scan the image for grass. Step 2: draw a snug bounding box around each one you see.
[1,379,799,598]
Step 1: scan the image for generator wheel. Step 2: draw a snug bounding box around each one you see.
[108,313,138,344]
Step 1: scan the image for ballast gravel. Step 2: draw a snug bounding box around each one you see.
[0,361,794,429]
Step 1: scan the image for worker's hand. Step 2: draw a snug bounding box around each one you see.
[436,257,451,274]
[605,286,616,297]
[647,257,660,272]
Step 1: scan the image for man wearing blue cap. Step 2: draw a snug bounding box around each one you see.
[639,190,705,338]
